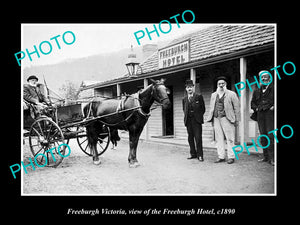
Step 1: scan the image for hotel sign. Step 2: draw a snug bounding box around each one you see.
[158,40,190,69]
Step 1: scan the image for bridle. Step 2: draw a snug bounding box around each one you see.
[151,83,169,104]
[135,82,170,118]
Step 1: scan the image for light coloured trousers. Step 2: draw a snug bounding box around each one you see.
[213,117,235,159]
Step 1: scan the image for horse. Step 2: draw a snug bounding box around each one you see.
[83,78,171,167]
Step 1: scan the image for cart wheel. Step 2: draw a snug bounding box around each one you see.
[29,117,67,168]
[76,125,110,157]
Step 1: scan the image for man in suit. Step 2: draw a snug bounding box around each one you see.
[206,76,240,164]
[23,75,50,117]
[250,71,274,165]
[182,79,206,161]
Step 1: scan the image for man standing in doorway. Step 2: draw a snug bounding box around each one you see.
[182,79,206,161]
[251,71,274,166]
[207,76,240,164]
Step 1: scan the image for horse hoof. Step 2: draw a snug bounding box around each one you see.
[93,159,101,165]
[129,162,140,168]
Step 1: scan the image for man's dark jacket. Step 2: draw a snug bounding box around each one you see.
[251,83,274,111]
[23,83,50,105]
[182,93,206,126]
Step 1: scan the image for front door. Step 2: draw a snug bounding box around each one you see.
[162,86,174,136]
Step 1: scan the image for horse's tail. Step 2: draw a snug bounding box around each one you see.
[82,102,92,118]
[82,97,105,118]
[83,101,105,150]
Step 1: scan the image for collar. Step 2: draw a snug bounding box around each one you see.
[134,93,151,118]
[261,84,270,92]
[187,93,194,97]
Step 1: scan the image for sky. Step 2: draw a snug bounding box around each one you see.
[21,23,211,68]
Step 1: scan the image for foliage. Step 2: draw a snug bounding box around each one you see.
[59,80,80,100]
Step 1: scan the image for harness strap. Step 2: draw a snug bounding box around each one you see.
[99,111,135,127]
[87,98,94,118]
[116,96,127,113]
[133,93,151,118]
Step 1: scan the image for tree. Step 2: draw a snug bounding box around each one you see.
[59,80,80,100]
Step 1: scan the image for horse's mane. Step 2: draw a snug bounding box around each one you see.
[138,84,153,96]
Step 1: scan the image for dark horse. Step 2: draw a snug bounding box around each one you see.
[83,78,170,167]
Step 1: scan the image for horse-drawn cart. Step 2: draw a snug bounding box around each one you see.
[23,78,170,168]
[24,101,140,168]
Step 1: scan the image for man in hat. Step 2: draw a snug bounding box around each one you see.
[182,79,206,161]
[251,71,274,165]
[206,76,240,164]
[23,75,50,117]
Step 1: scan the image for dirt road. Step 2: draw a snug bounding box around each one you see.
[22,139,274,195]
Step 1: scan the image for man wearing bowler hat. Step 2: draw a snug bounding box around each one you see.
[182,79,206,161]
[23,75,50,117]
[207,76,240,164]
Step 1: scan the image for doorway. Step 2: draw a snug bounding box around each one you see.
[162,86,174,136]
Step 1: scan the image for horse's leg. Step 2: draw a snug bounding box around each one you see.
[110,129,120,150]
[128,127,143,168]
[86,122,101,165]
[91,145,101,165]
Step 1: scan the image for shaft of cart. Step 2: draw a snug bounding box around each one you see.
[60,106,141,129]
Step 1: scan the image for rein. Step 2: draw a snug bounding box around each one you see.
[136,83,169,117]
[84,82,168,127]
[84,94,148,128]
[151,83,166,103]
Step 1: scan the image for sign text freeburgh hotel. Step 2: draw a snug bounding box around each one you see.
[158,40,190,69]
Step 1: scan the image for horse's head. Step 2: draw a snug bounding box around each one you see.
[150,78,171,109]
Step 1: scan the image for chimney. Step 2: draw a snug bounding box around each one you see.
[142,44,158,60]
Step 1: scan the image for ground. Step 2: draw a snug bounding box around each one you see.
[22,139,274,195]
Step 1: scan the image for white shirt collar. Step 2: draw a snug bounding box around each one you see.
[262,84,270,93]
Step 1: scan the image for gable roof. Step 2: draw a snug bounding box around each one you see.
[82,24,275,90]
[140,25,275,74]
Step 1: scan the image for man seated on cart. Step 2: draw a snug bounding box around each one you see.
[23,75,51,125]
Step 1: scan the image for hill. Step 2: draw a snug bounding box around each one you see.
[23,49,133,94]
[23,41,169,96]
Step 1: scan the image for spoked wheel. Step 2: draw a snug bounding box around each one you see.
[29,117,67,168]
[76,125,110,156]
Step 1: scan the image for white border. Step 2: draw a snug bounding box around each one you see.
[21,23,277,196]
